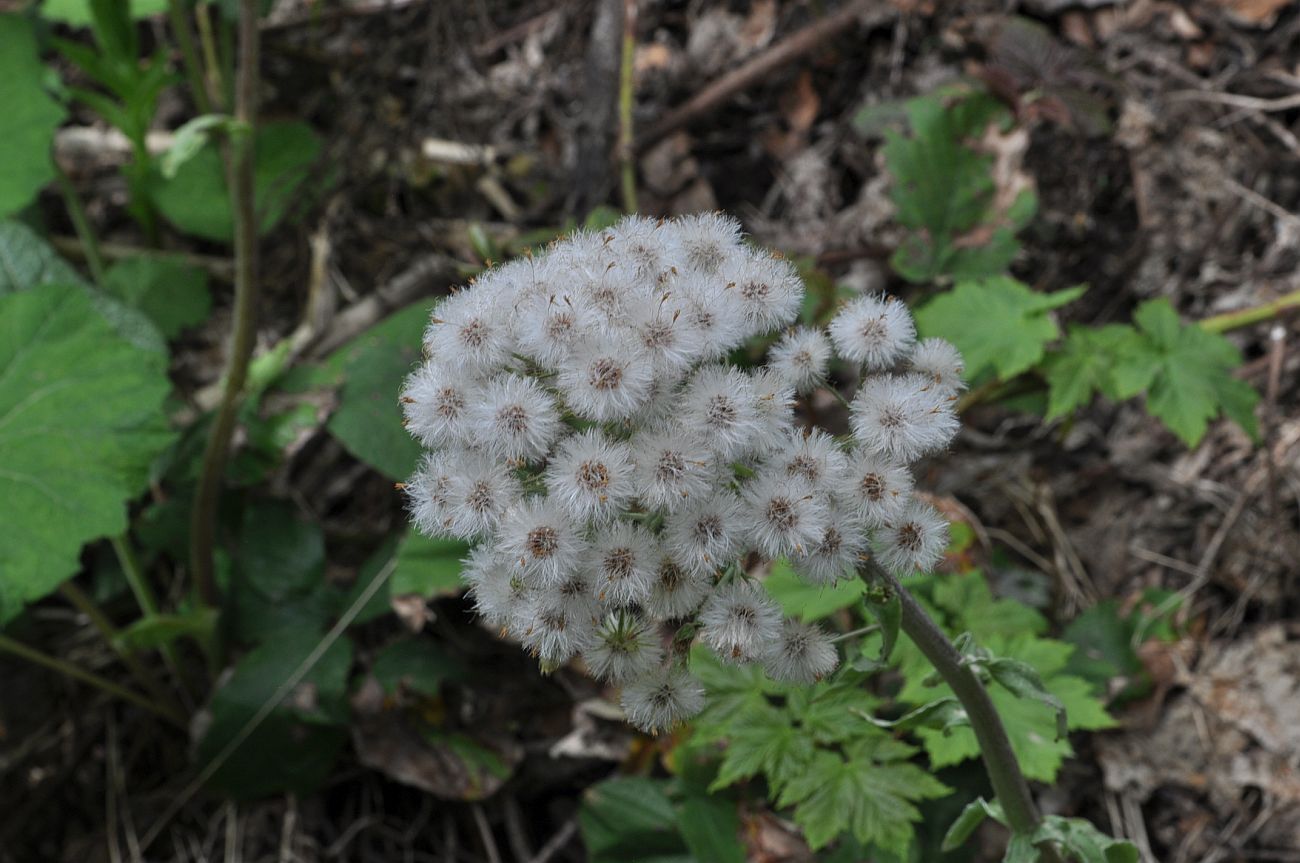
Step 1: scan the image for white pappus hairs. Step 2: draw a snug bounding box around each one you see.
[399,213,966,734]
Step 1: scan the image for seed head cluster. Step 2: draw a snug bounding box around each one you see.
[401,214,964,733]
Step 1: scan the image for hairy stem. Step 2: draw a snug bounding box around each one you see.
[859,560,1061,860]
[0,633,187,729]
[189,0,260,609]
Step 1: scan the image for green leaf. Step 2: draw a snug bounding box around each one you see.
[390,530,468,599]
[103,255,211,338]
[579,777,693,863]
[984,657,1068,741]
[0,283,172,625]
[115,606,217,651]
[862,582,901,662]
[778,744,949,853]
[1033,815,1139,863]
[0,220,84,293]
[915,278,1085,380]
[40,0,168,25]
[862,697,967,735]
[196,628,352,799]
[235,500,325,601]
[1123,299,1259,446]
[941,797,999,852]
[1043,324,1148,421]
[149,120,322,243]
[707,701,816,793]
[0,16,67,217]
[370,638,463,696]
[763,557,865,622]
[676,794,745,863]
[160,114,239,179]
[325,301,428,479]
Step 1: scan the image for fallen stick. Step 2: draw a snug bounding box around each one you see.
[638,0,892,151]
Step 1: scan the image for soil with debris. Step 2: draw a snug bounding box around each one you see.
[2,1,1299,861]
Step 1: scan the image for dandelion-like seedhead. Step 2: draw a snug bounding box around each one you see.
[401,214,963,733]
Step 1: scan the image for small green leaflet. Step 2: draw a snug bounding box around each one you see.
[1130,299,1258,445]
[103,255,211,338]
[1044,299,1258,446]
[915,277,1085,380]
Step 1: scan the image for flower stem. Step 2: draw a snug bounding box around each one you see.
[1199,289,1300,334]
[858,559,1061,861]
[0,633,187,729]
[189,0,260,610]
[167,0,212,114]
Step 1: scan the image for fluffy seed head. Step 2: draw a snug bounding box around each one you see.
[698,580,784,664]
[770,326,832,392]
[619,664,706,734]
[828,294,916,370]
[849,373,960,463]
[876,498,950,575]
[761,619,839,683]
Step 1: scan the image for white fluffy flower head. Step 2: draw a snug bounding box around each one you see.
[399,213,965,733]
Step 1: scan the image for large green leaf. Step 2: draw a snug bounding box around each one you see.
[776,739,949,853]
[325,301,428,480]
[579,777,694,863]
[196,627,352,799]
[148,120,322,242]
[915,277,1085,380]
[389,530,468,599]
[0,221,83,294]
[0,16,66,218]
[763,557,865,622]
[0,283,172,624]
[103,255,211,338]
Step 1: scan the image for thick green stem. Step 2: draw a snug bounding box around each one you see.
[189,0,260,609]
[859,560,1061,861]
[0,633,187,729]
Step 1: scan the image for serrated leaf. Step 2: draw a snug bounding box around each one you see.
[0,283,172,624]
[778,746,949,853]
[196,628,352,799]
[389,530,468,599]
[326,301,427,479]
[0,16,67,218]
[707,701,815,793]
[148,120,322,243]
[1043,324,1148,420]
[915,278,1085,380]
[763,557,865,622]
[1122,299,1259,446]
[984,657,1068,741]
[103,255,211,337]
